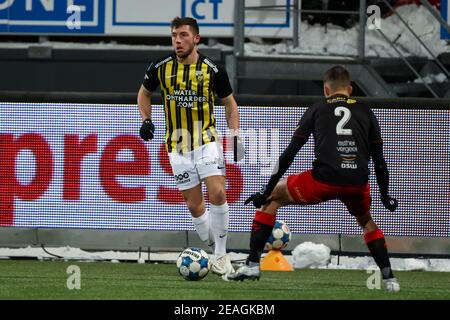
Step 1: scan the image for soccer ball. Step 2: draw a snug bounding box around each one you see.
[265,220,292,250]
[176,247,210,281]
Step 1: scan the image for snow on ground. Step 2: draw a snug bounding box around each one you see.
[1,245,449,272]
[0,246,181,263]
[290,241,450,272]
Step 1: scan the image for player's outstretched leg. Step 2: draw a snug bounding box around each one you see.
[228,179,294,281]
[226,210,275,281]
[361,217,400,292]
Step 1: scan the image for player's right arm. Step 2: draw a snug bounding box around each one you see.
[244,135,307,208]
[138,85,153,120]
[265,135,307,193]
[263,106,314,197]
[244,106,314,208]
[138,62,160,141]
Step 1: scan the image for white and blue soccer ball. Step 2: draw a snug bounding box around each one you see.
[176,247,210,281]
[265,220,292,250]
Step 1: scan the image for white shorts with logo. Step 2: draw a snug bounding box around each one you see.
[168,142,226,191]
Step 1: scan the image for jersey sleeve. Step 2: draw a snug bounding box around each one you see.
[292,105,315,141]
[368,109,383,144]
[213,65,233,98]
[142,62,160,92]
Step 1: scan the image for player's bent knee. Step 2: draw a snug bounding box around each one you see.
[261,200,282,215]
[183,190,205,216]
[186,200,205,216]
[208,189,226,205]
[273,182,285,196]
[355,214,373,228]
[271,179,295,205]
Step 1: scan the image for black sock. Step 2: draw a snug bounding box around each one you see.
[247,210,276,264]
[365,229,394,279]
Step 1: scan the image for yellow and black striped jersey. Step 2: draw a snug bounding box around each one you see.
[142,53,232,153]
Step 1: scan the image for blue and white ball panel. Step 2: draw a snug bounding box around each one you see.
[176,247,210,281]
[266,220,292,250]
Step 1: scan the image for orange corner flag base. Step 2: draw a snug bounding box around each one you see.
[260,250,294,271]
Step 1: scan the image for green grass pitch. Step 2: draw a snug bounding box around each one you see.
[0,259,448,300]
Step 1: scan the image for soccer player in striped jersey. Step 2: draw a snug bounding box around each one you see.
[137,17,243,278]
[227,66,400,292]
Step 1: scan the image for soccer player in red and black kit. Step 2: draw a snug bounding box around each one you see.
[227,66,400,292]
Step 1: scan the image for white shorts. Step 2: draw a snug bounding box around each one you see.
[168,142,226,191]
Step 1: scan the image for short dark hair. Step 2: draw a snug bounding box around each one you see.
[323,65,351,91]
[171,16,199,35]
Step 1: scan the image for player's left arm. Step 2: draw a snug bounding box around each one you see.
[214,65,237,132]
[369,110,398,212]
[221,94,240,135]
[222,94,244,162]
[215,64,244,161]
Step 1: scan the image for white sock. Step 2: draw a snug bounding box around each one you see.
[192,209,213,246]
[210,202,229,256]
